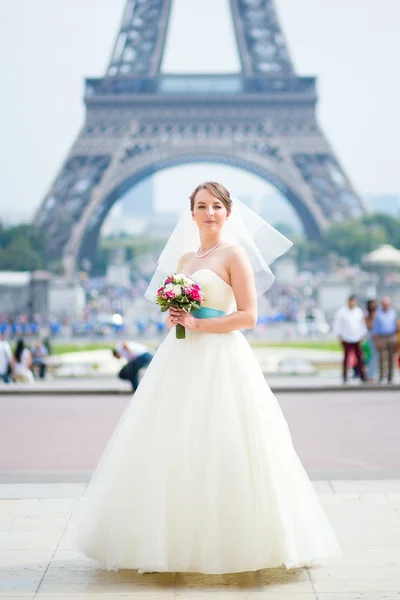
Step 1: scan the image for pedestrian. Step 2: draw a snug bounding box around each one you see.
[0,334,13,384]
[31,340,48,379]
[397,315,400,370]
[372,297,398,384]
[13,338,34,383]
[333,294,367,384]
[112,341,153,391]
[364,299,378,382]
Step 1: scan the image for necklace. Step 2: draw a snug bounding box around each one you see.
[196,240,222,258]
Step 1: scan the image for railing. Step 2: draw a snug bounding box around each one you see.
[85,75,316,98]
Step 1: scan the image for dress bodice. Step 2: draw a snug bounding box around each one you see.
[191,269,236,314]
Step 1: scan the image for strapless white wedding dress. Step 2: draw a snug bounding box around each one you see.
[73,269,341,573]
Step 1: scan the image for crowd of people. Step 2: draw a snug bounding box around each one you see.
[333,295,399,384]
[1,295,399,387]
[0,311,166,340]
[0,336,49,384]
[0,313,62,339]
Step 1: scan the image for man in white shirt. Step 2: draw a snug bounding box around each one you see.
[113,341,153,391]
[333,294,367,383]
[0,334,12,384]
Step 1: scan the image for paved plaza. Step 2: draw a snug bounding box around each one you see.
[1,481,400,599]
[0,389,399,598]
[1,390,399,481]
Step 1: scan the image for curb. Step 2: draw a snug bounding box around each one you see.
[2,472,400,484]
[0,384,399,395]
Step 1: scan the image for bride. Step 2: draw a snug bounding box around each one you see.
[74,181,341,574]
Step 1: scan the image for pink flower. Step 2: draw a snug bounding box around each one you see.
[157,286,164,295]
[190,289,201,301]
[164,277,173,285]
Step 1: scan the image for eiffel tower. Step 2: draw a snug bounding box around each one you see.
[35,0,365,275]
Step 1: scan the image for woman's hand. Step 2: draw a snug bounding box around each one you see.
[165,313,175,330]
[168,307,198,331]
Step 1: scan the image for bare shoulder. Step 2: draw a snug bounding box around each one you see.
[177,251,195,271]
[225,245,251,272]
[224,245,256,302]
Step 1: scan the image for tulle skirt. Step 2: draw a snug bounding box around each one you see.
[73,328,341,573]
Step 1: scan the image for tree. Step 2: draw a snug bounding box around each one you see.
[323,219,387,265]
[294,212,400,269]
[0,223,45,271]
[362,213,400,248]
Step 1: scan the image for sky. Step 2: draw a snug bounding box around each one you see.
[0,0,400,224]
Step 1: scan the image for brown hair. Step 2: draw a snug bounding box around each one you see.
[189,181,232,214]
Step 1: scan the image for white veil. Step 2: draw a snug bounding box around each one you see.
[145,197,293,302]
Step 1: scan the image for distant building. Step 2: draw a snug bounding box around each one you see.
[0,271,86,321]
[0,271,51,316]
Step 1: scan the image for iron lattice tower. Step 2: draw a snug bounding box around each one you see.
[35,0,365,275]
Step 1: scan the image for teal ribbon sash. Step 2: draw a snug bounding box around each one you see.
[192,307,226,319]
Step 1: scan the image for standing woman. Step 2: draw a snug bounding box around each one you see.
[74,182,341,574]
[364,299,378,382]
[13,339,34,383]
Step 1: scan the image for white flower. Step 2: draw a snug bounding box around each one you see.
[173,284,182,297]
[174,272,186,280]
[164,283,173,291]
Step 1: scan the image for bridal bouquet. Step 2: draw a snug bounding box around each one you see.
[156,273,204,339]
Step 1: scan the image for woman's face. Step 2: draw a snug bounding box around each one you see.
[192,188,229,234]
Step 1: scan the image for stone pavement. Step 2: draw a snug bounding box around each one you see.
[1,390,400,483]
[1,382,399,597]
[1,481,400,599]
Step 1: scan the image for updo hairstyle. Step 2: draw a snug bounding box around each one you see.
[189,181,232,215]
